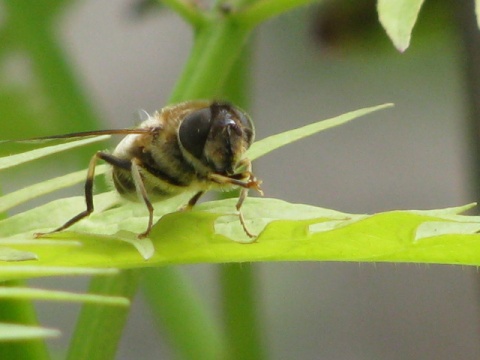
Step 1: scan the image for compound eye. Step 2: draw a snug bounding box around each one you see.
[236,111,255,145]
[178,108,213,159]
[237,111,253,130]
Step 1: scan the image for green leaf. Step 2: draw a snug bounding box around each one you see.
[377,0,425,52]
[0,287,129,306]
[0,265,118,282]
[0,165,109,214]
[66,270,140,360]
[247,103,393,161]
[0,323,59,341]
[0,192,121,238]
[141,268,225,360]
[0,247,37,262]
[3,195,480,277]
[0,136,109,171]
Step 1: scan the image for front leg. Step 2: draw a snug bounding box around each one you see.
[230,158,263,195]
[208,158,263,195]
[207,159,263,238]
[209,172,263,194]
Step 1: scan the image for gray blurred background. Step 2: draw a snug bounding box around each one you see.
[7,0,480,359]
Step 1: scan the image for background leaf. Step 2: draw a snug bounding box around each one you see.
[247,103,393,160]
[0,323,59,341]
[0,136,109,171]
[0,165,109,214]
[0,287,129,306]
[377,0,426,51]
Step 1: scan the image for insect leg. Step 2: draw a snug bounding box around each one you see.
[208,159,263,195]
[181,191,205,211]
[236,186,256,238]
[130,158,155,238]
[207,160,262,238]
[34,151,128,238]
[233,159,259,238]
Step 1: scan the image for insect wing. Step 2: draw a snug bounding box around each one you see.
[0,128,151,145]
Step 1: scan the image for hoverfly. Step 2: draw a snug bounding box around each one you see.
[27,100,262,239]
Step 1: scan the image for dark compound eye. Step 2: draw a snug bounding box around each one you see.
[210,102,255,146]
[235,110,254,145]
[178,107,213,159]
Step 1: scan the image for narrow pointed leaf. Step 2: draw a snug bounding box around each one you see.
[0,287,129,306]
[377,0,425,52]
[0,323,59,341]
[0,165,109,214]
[0,266,118,281]
[247,103,392,161]
[0,136,109,170]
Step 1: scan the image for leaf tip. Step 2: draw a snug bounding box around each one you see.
[382,103,395,109]
[396,41,410,53]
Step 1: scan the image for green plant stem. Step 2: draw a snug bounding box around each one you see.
[141,267,225,360]
[222,39,252,108]
[0,280,50,360]
[234,0,320,29]
[169,19,253,102]
[220,264,265,359]
[66,270,140,360]
[219,39,266,359]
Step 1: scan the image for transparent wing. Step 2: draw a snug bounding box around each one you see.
[1,128,152,145]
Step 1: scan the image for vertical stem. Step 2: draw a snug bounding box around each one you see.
[222,38,253,108]
[67,270,140,360]
[220,40,266,359]
[141,268,225,360]
[169,19,252,102]
[220,264,265,359]
[0,280,50,360]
